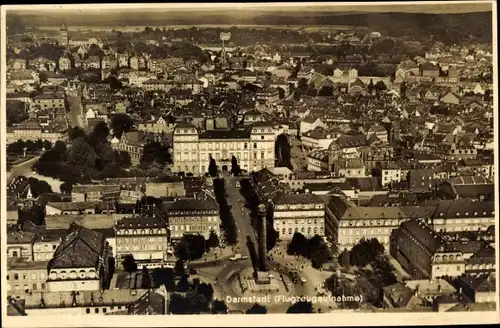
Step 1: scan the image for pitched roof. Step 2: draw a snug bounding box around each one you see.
[400,219,444,253]
[116,216,167,230]
[273,193,324,206]
[49,223,106,269]
[127,289,166,315]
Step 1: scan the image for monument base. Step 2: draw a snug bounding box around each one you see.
[255,271,271,285]
[246,274,280,294]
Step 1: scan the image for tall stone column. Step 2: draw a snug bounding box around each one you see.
[258,204,267,272]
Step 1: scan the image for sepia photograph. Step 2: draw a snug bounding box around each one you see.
[0,1,498,327]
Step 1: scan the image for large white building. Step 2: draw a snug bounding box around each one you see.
[273,193,326,240]
[172,122,275,175]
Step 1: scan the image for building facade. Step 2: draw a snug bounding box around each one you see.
[115,216,169,268]
[172,122,275,175]
[273,194,326,240]
[159,194,220,240]
[390,219,466,280]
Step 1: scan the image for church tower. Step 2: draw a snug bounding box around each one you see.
[60,22,69,47]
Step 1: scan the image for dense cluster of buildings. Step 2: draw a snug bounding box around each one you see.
[5,20,495,315]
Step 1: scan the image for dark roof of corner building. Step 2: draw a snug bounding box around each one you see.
[115,216,167,230]
[431,199,494,219]
[163,196,218,213]
[199,129,250,139]
[174,122,197,130]
[49,223,106,269]
[273,193,324,206]
[400,219,444,254]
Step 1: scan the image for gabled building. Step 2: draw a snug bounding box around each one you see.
[117,131,147,166]
[47,223,112,292]
[390,219,466,279]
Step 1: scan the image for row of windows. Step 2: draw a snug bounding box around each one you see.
[117,237,164,244]
[340,219,400,227]
[34,244,58,251]
[171,225,217,231]
[342,228,390,235]
[7,272,46,281]
[281,227,324,235]
[116,229,166,235]
[118,244,163,251]
[275,219,322,225]
[11,283,46,291]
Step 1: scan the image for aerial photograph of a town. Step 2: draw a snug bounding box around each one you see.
[1,1,497,324]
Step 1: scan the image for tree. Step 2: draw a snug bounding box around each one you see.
[246,303,267,314]
[206,230,220,250]
[151,268,175,292]
[68,137,97,169]
[90,121,110,142]
[196,282,214,302]
[212,300,228,314]
[121,254,138,278]
[7,140,26,155]
[110,113,134,138]
[286,301,313,313]
[349,238,385,267]
[175,234,206,261]
[287,232,308,256]
[208,156,218,177]
[168,293,187,314]
[68,127,86,141]
[42,140,52,151]
[303,235,332,269]
[367,79,375,94]
[375,81,387,93]
[140,265,152,289]
[60,181,74,194]
[27,177,53,197]
[174,259,186,278]
[118,151,132,168]
[275,134,292,169]
[17,203,45,226]
[338,249,351,267]
[176,275,190,293]
[266,227,278,252]
[230,155,241,176]
[140,142,171,168]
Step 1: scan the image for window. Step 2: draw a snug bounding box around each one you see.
[14,274,19,280]
[95,308,99,313]
[254,143,257,149]
[86,308,90,314]
[261,136,264,140]
[103,308,107,314]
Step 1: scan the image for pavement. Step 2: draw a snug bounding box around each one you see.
[6,155,40,185]
[290,138,308,171]
[66,88,86,129]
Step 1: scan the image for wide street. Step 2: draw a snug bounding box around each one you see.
[188,174,340,313]
[66,87,86,129]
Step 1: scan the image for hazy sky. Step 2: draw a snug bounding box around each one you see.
[7,1,493,15]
